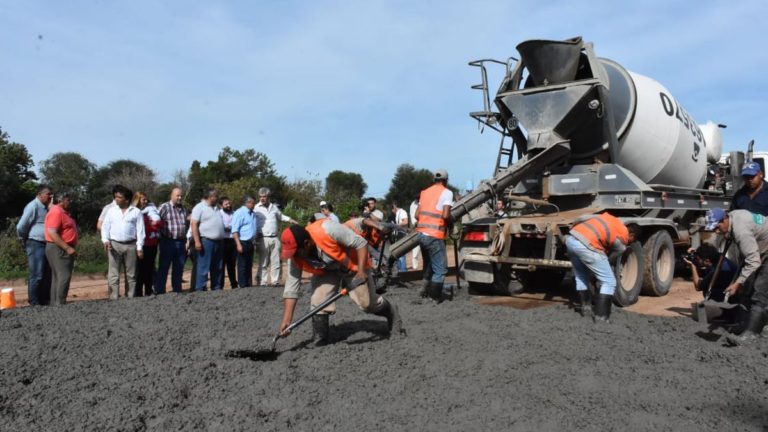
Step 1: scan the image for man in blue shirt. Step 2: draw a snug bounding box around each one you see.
[231,195,258,288]
[731,161,768,215]
[16,185,54,305]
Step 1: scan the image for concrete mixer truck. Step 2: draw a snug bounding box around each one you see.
[387,36,752,306]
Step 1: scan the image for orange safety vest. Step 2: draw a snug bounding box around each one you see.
[344,218,381,248]
[301,219,370,273]
[570,213,629,253]
[416,183,449,239]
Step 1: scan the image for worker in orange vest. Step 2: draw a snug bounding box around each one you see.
[415,169,454,302]
[566,212,640,322]
[278,219,404,346]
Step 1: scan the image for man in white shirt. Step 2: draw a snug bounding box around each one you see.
[392,202,409,271]
[101,185,145,299]
[255,187,298,286]
[409,198,421,270]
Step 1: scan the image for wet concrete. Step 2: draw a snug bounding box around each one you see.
[1,284,767,431]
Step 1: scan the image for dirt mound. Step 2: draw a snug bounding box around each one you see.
[1,285,767,431]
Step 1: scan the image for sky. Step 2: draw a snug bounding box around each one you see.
[1,0,766,198]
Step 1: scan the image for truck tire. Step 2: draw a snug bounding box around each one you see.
[467,264,520,296]
[641,230,674,296]
[613,241,644,307]
[519,270,566,291]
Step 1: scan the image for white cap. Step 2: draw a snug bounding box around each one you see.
[370,210,384,220]
[319,200,327,207]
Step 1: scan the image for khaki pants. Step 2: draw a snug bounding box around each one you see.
[108,241,137,299]
[45,243,75,306]
[257,236,282,284]
[310,270,384,315]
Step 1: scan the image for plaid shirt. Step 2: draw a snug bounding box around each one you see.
[159,201,188,240]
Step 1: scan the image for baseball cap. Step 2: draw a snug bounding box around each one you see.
[704,208,727,231]
[280,225,309,260]
[370,209,384,220]
[319,200,327,207]
[741,162,761,177]
[434,169,449,180]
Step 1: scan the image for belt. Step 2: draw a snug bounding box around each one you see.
[262,235,277,238]
[201,237,223,241]
[110,239,136,244]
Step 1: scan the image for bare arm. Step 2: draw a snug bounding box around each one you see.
[191,219,202,251]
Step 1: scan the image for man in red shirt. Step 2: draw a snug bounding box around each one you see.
[45,192,78,305]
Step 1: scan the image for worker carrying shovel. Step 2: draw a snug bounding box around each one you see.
[278,219,404,346]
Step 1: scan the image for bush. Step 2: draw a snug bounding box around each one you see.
[0,221,107,279]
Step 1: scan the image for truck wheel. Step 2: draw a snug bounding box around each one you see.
[467,264,520,296]
[613,241,644,307]
[519,270,566,291]
[641,230,674,296]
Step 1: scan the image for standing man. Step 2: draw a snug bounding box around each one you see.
[218,196,238,289]
[415,169,454,302]
[191,189,226,291]
[566,212,639,322]
[731,162,768,215]
[362,197,377,218]
[409,197,421,270]
[155,187,188,294]
[704,208,768,345]
[278,220,403,345]
[231,195,258,288]
[16,185,53,305]
[44,192,78,306]
[255,187,298,286]
[392,202,409,272]
[101,185,145,300]
[96,185,123,231]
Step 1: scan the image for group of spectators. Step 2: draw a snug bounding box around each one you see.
[16,184,304,305]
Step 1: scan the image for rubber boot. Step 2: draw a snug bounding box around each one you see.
[312,314,330,346]
[374,299,404,336]
[428,282,445,304]
[726,306,766,346]
[419,280,430,298]
[593,294,612,323]
[574,290,590,317]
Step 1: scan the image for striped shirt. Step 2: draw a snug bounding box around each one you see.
[159,201,188,240]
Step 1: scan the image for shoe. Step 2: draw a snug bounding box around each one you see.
[574,290,591,317]
[428,282,445,304]
[726,306,766,346]
[312,314,330,346]
[593,294,612,323]
[374,299,404,336]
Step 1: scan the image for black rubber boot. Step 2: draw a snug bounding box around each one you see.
[726,306,766,346]
[312,314,330,346]
[419,280,430,298]
[574,290,590,317]
[374,299,405,336]
[428,282,445,304]
[593,294,612,323]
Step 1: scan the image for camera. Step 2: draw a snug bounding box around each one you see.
[684,251,697,263]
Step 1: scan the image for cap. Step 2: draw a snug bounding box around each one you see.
[370,209,384,220]
[704,208,727,231]
[741,162,761,177]
[280,225,310,260]
[434,169,449,181]
[319,200,327,207]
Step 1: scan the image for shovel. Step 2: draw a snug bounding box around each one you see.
[269,277,367,352]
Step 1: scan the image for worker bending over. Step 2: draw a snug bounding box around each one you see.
[704,208,768,345]
[278,219,404,346]
[566,212,639,322]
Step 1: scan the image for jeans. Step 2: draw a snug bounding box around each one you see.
[419,234,447,284]
[397,256,407,272]
[221,238,238,288]
[237,241,255,288]
[196,238,223,291]
[155,238,187,294]
[566,235,616,295]
[25,240,51,305]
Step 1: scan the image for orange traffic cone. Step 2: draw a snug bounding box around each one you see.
[0,288,17,309]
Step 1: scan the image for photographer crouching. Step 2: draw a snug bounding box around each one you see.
[683,243,737,302]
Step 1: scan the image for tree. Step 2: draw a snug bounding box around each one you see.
[384,164,434,208]
[0,128,36,224]
[188,147,286,205]
[324,170,367,204]
[39,152,96,202]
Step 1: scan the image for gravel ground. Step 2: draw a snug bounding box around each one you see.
[1,284,767,431]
